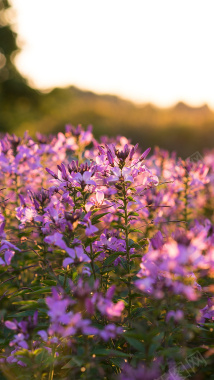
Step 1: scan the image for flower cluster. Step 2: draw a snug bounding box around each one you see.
[0,125,214,379]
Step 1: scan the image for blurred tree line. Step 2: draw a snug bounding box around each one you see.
[0,0,214,157]
[0,0,39,131]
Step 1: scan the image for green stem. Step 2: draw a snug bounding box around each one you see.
[123,184,132,328]
[73,191,76,212]
[63,272,68,288]
[48,345,56,380]
[183,171,189,229]
[90,242,96,280]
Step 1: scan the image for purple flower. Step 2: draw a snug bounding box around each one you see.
[44,232,68,251]
[129,143,139,160]
[96,296,124,318]
[139,147,151,161]
[96,190,104,204]
[199,298,214,323]
[166,310,184,322]
[57,163,68,181]
[99,324,123,341]
[0,220,6,239]
[37,330,48,341]
[150,231,164,250]
[108,167,133,183]
[107,150,114,166]
[0,240,21,266]
[5,312,38,352]
[74,171,96,188]
[85,223,98,237]
[119,362,160,380]
[5,321,17,330]
[63,245,90,267]
[46,167,58,179]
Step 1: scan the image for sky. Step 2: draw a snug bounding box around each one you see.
[10,0,214,107]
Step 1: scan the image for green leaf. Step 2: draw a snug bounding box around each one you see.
[92,212,109,224]
[100,267,114,275]
[42,280,57,286]
[8,310,36,318]
[129,228,143,234]
[91,348,128,358]
[128,211,139,217]
[112,223,127,231]
[116,196,125,202]
[128,238,141,248]
[85,236,98,245]
[130,307,146,318]
[110,357,124,368]
[91,208,99,214]
[127,196,135,202]
[61,357,84,369]
[104,253,121,266]
[115,212,125,218]
[59,275,69,287]
[94,250,104,259]
[120,258,128,271]
[33,348,44,356]
[13,300,38,306]
[25,286,52,295]
[124,336,145,353]
[120,278,129,285]
[34,348,49,365]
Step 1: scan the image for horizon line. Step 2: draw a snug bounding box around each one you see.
[32,82,214,112]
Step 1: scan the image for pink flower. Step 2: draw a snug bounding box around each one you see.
[166,310,184,322]
[108,167,133,183]
[97,297,125,318]
[74,171,96,188]
[96,190,104,204]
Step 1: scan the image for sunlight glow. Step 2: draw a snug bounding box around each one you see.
[11,0,214,107]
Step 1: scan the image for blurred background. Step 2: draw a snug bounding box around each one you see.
[0,0,214,156]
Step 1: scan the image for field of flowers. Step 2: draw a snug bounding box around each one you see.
[0,125,214,380]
